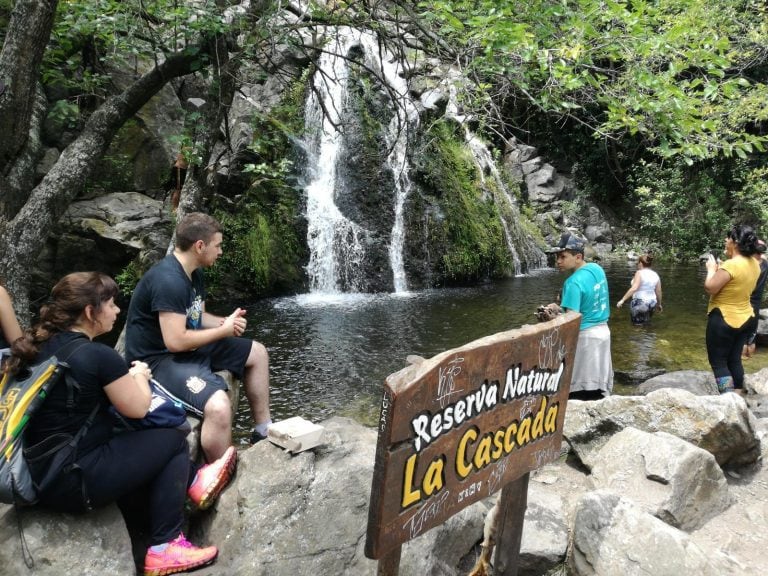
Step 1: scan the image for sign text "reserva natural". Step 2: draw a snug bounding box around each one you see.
[401,361,565,509]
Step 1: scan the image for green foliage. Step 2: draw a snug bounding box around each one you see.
[731,164,768,226]
[627,159,731,254]
[46,100,81,130]
[213,187,304,295]
[84,120,143,192]
[41,0,234,113]
[626,153,768,255]
[211,75,309,295]
[214,209,270,290]
[0,0,12,42]
[418,0,768,162]
[115,260,141,296]
[419,120,510,281]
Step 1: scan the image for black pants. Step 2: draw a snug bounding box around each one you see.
[706,308,757,389]
[38,428,195,546]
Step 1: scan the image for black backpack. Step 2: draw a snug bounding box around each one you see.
[0,336,95,506]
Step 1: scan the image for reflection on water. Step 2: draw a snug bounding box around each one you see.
[228,260,768,436]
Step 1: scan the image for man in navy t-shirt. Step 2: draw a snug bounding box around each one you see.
[125,212,272,461]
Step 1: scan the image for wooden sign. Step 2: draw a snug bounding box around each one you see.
[365,312,581,560]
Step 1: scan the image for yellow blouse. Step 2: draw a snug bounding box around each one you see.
[708,255,760,328]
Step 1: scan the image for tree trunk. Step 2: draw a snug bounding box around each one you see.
[0,0,58,218]
[0,51,208,323]
[176,28,240,231]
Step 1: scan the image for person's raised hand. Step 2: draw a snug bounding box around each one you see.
[228,308,247,336]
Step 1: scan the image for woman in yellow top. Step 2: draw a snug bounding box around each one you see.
[704,224,761,394]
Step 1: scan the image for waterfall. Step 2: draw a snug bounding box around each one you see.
[364,34,420,294]
[446,87,546,274]
[303,28,417,293]
[303,32,365,293]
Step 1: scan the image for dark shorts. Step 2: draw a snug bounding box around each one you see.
[146,337,252,416]
[630,297,656,325]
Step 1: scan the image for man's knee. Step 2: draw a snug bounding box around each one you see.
[247,340,269,367]
[203,390,233,424]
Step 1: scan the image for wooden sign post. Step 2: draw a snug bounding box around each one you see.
[365,312,581,574]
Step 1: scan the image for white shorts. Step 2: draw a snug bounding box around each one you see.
[570,323,613,395]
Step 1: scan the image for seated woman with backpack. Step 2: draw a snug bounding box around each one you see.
[10,272,236,576]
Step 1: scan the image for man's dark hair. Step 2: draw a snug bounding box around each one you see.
[175,213,222,251]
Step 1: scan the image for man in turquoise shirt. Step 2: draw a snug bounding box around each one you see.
[548,232,613,400]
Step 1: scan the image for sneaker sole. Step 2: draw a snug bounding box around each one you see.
[197,449,237,510]
[144,551,217,576]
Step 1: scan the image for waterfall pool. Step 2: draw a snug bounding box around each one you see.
[227,259,768,441]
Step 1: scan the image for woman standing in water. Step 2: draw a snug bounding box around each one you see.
[617,254,663,325]
[704,224,761,394]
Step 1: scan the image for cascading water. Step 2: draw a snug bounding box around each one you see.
[445,87,546,274]
[303,32,366,293]
[303,28,417,294]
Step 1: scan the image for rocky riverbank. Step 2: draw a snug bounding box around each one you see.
[2,370,767,575]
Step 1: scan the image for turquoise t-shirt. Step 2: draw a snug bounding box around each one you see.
[561,262,610,329]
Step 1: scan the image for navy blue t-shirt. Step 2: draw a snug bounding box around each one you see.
[125,254,206,362]
[25,331,128,456]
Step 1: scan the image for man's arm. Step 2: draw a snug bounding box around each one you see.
[201,304,247,334]
[159,310,241,352]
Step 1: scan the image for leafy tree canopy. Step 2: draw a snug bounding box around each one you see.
[409,0,768,162]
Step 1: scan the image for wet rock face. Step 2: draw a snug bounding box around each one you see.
[332,70,397,293]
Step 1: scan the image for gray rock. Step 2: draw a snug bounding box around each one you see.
[526,164,565,203]
[745,394,768,418]
[200,416,489,575]
[589,427,731,531]
[35,147,60,179]
[745,367,768,395]
[0,504,134,575]
[3,405,767,575]
[638,369,717,395]
[564,388,761,469]
[569,490,737,576]
[519,481,569,576]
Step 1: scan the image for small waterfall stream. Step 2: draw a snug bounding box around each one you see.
[446,87,546,274]
[303,31,366,293]
[303,28,417,294]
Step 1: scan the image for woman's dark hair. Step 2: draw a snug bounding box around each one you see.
[639,254,654,267]
[727,224,760,256]
[11,272,118,364]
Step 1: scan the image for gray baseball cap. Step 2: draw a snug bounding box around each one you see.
[549,232,585,253]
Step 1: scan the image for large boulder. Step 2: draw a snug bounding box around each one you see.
[34,192,171,302]
[0,504,134,575]
[745,367,768,395]
[1,407,766,575]
[196,416,490,575]
[564,388,761,469]
[518,480,570,576]
[569,490,737,575]
[637,370,717,395]
[589,427,731,531]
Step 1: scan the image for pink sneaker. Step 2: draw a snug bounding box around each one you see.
[187,445,237,510]
[143,533,217,576]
